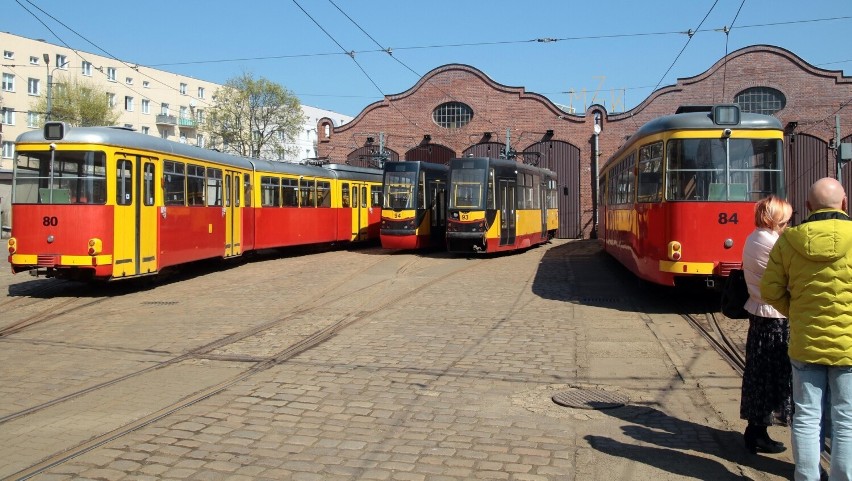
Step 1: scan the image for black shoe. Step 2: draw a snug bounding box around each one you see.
[744,425,786,454]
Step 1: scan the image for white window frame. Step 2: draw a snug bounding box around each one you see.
[107,92,116,108]
[2,141,14,159]
[125,96,134,111]
[27,78,40,95]
[126,77,133,85]
[2,73,15,92]
[141,126,150,135]
[141,99,150,114]
[3,51,13,60]
[29,56,39,65]
[106,67,116,82]
[1,108,15,125]
[82,61,92,76]
[143,80,150,88]
[56,54,68,70]
[196,134,204,148]
[179,83,187,95]
[161,103,169,115]
[27,111,40,128]
[197,87,205,99]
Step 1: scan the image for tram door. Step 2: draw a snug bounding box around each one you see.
[498,178,516,246]
[113,155,158,277]
[224,171,242,257]
[540,182,548,240]
[428,179,446,243]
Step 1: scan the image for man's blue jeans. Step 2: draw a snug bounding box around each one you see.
[791,359,852,481]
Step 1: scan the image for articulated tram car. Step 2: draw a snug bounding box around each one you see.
[598,104,785,286]
[380,161,448,250]
[6,122,382,281]
[446,156,558,254]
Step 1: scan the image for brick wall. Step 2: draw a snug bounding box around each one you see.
[318,45,852,238]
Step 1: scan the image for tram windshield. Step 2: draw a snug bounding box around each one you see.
[449,167,486,209]
[13,150,107,204]
[383,170,417,209]
[665,138,783,201]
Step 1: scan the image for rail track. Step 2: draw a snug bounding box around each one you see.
[3,252,486,481]
[682,306,831,473]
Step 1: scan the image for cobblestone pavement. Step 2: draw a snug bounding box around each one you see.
[0,240,793,480]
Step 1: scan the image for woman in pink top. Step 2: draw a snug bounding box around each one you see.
[740,195,793,455]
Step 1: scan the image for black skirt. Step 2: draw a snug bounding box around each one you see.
[739,314,793,426]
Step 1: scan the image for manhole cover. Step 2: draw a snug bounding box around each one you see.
[552,388,628,410]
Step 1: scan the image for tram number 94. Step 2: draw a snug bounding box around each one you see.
[42,216,59,226]
[718,212,739,225]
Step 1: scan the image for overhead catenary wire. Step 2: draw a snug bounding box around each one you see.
[290,0,424,138]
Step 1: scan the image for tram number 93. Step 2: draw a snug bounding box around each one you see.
[718,212,739,225]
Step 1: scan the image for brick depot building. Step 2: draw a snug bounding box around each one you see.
[317,45,852,239]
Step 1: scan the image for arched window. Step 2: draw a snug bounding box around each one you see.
[734,87,786,115]
[432,102,473,129]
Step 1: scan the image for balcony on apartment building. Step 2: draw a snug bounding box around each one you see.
[155,114,177,126]
[178,116,198,129]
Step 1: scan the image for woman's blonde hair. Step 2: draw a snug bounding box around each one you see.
[754,195,792,230]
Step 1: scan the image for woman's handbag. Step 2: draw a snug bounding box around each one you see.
[720,269,749,319]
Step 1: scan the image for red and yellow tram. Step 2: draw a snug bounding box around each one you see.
[6,122,382,281]
[598,105,785,286]
[446,156,558,254]
[380,161,448,250]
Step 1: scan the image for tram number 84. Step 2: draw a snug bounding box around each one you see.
[42,216,59,226]
[718,213,739,225]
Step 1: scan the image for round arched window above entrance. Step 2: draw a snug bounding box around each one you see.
[734,87,786,115]
[432,102,473,129]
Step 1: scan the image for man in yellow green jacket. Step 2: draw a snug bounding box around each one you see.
[761,177,852,481]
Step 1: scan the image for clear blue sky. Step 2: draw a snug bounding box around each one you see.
[6,0,851,117]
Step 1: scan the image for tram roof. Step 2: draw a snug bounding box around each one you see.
[14,125,380,179]
[451,156,555,174]
[634,110,782,138]
[607,110,784,167]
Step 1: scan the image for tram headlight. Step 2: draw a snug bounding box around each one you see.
[7,237,16,255]
[87,238,102,256]
[667,241,682,261]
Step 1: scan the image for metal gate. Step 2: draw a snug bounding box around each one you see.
[524,141,581,239]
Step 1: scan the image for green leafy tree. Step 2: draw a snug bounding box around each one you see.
[30,75,120,126]
[204,72,303,160]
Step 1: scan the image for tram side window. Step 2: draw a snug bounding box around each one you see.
[371,186,382,207]
[144,163,155,206]
[206,168,223,206]
[341,183,350,207]
[532,174,541,209]
[186,164,206,206]
[317,181,331,208]
[116,160,132,206]
[260,176,280,207]
[243,174,252,207]
[547,179,558,209]
[300,179,315,207]
[163,160,185,205]
[607,156,635,205]
[637,143,662,203]
[282,178,298,207]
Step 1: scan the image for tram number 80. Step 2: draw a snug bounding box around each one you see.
[42,216,59,226]
[718,212,739,225]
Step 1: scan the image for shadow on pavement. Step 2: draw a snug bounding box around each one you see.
[586,404,793,479]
